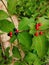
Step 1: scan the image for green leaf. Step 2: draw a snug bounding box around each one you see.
[33,58,41,65]
[5,47,10,58]
[14,61,20,65]
[7,57,12,64]
[18,17,29,31]
[17,32,32,50]
[24,52,37,65]
[12,46,21,59]
[28,18,36,35]
[47,48,49,56]
[7,0,17,14]
[14,61,21,65]
[0,10,8,20]
[45,31,49,41]
[32,35,48,58]
[37,17,49,30]
[0,20,15,32]
[14,61,26,65]
[0,49,2,61]
[10,35,17,43]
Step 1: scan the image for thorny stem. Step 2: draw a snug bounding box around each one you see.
[1,0,14,25]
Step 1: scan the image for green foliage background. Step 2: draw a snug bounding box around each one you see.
[0,0,49,65]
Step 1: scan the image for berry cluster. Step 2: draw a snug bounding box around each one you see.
[35,23,43,36]
[8,28,19,37]
[8,23,43,37]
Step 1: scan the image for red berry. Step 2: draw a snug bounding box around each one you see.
[38,23,42,26]
[39,31,43,35]
[9,32,12,35]
[35,32,39,36]
[36,23,39,27]
[36,24,39,30]
[9,32,12,37]
[36,26,39,30]
[10,34,12,37]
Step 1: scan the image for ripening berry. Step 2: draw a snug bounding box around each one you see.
[38,23,42,26]
[39,31,43,35]
[35,32,39,36]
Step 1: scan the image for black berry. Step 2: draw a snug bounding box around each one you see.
[13,28,17,31]
[14,32,18,36]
